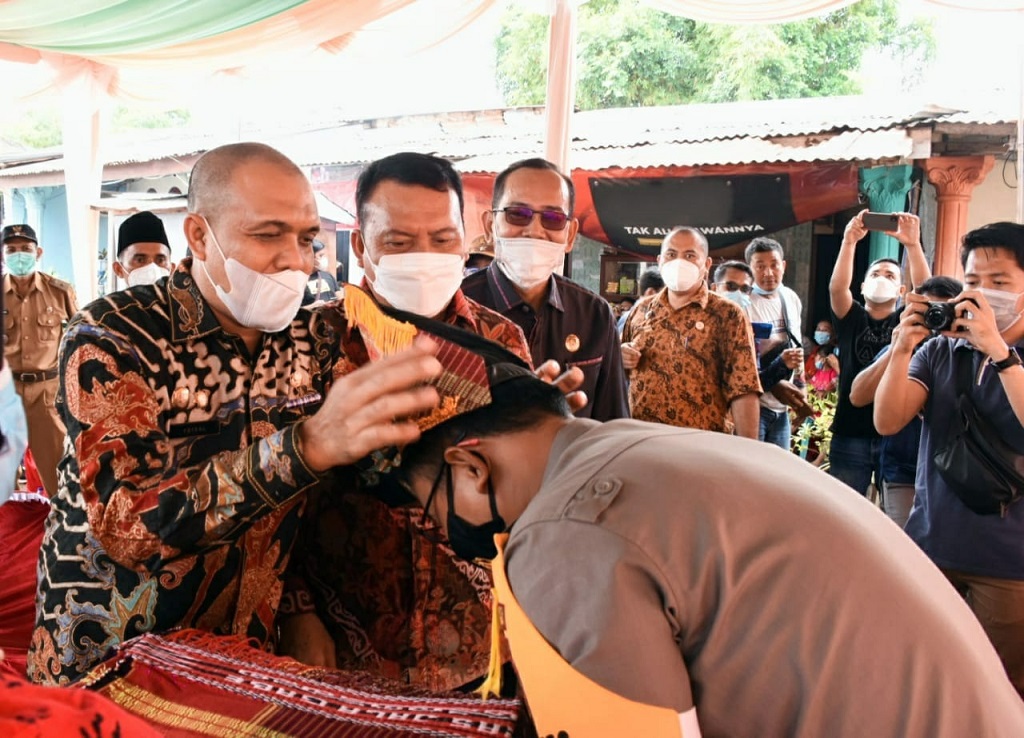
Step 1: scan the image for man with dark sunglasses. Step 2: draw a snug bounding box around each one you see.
[462,158,629,422]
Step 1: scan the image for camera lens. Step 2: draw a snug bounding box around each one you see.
[923,302,954,332]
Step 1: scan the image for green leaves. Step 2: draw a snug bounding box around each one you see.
[494,0,934,110]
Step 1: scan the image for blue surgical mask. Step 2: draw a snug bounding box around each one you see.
[814,331,832,345]
[5,252,37,277]
[722,289,751,312]
[752,283,777,297]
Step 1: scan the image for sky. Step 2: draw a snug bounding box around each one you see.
[1,0,1024,142]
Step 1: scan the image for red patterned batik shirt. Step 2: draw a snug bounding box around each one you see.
[280,288,532,692]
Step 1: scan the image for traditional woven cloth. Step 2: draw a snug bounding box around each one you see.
[345,284,492,432]
[76,630,521,737]
[0,493,49,677]
[2,665,162,737]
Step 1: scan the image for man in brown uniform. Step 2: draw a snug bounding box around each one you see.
[2,225,77,496]
[396,335,1024,737]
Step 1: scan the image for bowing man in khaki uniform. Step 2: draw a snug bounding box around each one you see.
[394,325,1024,738]
[2,225,77,495]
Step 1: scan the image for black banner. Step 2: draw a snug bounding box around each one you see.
[588,174,797,255]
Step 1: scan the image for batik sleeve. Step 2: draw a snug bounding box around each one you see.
[721,304,764,402]
[60,321,324,572]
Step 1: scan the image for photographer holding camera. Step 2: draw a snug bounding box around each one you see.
[875,222,1024,698]
[849,276,962,527]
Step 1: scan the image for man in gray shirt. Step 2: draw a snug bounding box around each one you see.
[394,325,1024,738]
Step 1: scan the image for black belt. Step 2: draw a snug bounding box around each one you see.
[14,369,58,383]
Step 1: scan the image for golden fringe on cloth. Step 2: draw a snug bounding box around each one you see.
[344,283,418,359]
[476,588,504,701]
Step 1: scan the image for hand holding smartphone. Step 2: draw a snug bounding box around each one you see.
[862,212,900,232]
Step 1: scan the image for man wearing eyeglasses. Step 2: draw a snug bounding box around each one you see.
[713,258,809,435]
[461,158,629,421]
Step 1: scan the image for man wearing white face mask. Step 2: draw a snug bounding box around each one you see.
[277,152,541,692]
[112,211,173,289]
[29,143,448,685]
[828,210,931,496]
[621,227,761,438]
[876,221,1024,698]
[462,158,629,421]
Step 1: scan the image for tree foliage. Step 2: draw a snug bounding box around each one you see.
[495,0,934,109]
[4,105,191,150]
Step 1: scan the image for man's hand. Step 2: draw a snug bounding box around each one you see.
[782,347,803,370]
[535,359,587,412]
[949,289,1011,360]
[842,208,869,245]
[889,212,922,249]
[277,612,337,668]
[620,342,641,371]
[893,293,933,356]
[299,336,443,472]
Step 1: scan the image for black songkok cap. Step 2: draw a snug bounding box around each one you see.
[117,211,169,255]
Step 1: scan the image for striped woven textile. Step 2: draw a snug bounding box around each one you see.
[76,630,522,737]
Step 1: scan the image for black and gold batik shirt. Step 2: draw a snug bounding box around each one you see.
[28,262,337,685]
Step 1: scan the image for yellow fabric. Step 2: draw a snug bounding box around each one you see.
[343,283,417,358]
[491,534,683,737]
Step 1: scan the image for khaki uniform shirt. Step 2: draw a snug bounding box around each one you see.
[622,285,761,431]
[3,272,78,372]
[505,419,1024,737]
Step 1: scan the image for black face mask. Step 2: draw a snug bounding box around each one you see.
[445,463,506,562]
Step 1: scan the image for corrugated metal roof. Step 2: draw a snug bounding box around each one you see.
[0,95,1004,181]
[456,129,915,173]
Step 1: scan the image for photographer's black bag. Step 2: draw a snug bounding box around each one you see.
[934,349,1024,516]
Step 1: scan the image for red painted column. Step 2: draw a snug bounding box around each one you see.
[923,156,994,279]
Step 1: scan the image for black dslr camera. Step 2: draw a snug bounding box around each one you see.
[922,302,956,332]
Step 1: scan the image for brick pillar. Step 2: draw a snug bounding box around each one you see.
[859,165,913,263]
[923,156,994,278]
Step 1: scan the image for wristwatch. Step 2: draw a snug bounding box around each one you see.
[990,347,1023,373]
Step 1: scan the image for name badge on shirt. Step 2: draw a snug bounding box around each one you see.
[167,421,220,438]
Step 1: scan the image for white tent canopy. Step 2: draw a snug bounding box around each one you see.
[0,0,1021,298]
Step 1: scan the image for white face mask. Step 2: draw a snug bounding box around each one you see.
[495,237,565,290]
[660,258,702,293]
[979,287,1024,333]
[198,219,308,333]
[126,262,170,287]
[368,251,465,317]
[863,276,900,304]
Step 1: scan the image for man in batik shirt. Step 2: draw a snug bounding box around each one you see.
[621,227,761,437]
[28,143,445,685]
[277,152,542,692]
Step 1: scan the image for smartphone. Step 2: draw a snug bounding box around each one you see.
[862,212,899,232]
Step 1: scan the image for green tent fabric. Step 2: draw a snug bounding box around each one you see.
[0,0,307,55]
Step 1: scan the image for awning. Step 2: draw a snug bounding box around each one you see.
[315,191,356,226]
[91,192,187,214]
[574,162,861,255]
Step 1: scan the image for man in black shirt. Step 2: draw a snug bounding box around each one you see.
[462,158,629,421]
[828,210,930,495]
